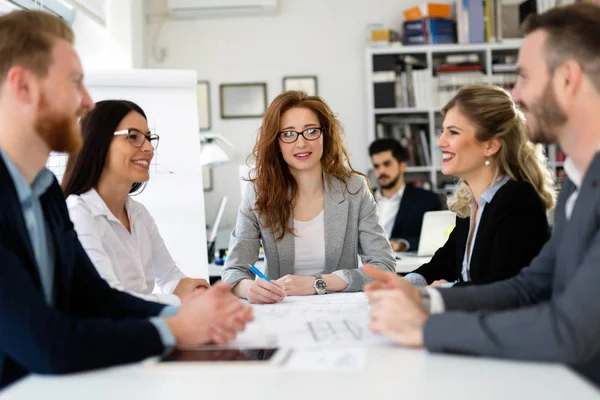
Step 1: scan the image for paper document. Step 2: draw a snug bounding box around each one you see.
[233,293,393,348]
[286,348,366,371]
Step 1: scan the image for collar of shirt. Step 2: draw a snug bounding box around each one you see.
[479,174,510,206]
[468,174,509,214]
[79,188,142,223]
[0,150,54,204]
[375,183,405,203]
[563,146,600,189]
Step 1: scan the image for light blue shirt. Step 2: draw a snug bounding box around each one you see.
[1,150,177,349]
[404,175,510,287]
[459,174,510,283]
[1,150,55,304]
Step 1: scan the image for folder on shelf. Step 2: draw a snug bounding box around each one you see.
[403,3,453,21]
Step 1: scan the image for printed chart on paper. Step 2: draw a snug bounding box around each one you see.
[233,293,393,348]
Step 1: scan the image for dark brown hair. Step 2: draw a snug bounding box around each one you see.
[249,90,365,240]
[523,3,600,92]
[62,100,147,197]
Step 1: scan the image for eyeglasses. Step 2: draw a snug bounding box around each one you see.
[114,129,160,150]
[278,127,323,143]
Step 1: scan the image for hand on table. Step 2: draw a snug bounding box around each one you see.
[233,277,286,304]
[174,277,210,300]
[390,240,408,252]
[429,279,449,288]
[364,264,427,348]
[166,282,254,346]
[276,275,317,296]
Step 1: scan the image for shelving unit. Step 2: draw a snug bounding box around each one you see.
[365,41,563,194]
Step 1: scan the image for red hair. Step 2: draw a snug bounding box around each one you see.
[249,91,365,240]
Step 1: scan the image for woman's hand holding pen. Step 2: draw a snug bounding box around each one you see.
[233,278,286,304]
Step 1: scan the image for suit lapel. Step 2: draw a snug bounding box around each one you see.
[324,176,348,273]
[556,155,600,276]
[0,157,40,284]
[274,222,295,278]
[393,184,412,234]
[40,190,68,306]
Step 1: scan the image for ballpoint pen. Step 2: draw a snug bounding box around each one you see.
[249,265,271,282]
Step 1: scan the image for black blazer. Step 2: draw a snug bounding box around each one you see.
[411,180,550,285]
[0,157,166,389]
[380,184,441,250]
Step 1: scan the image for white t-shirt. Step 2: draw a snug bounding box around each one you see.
[66,189,185,305]
[293,210,326,276]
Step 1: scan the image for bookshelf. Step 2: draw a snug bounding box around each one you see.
[365,41,563,195]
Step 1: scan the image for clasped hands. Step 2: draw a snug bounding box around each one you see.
[364,264,429,348]
[166,282,254,347]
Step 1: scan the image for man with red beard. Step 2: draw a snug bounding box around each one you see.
[363,3,600,387]
[0,10,252,390]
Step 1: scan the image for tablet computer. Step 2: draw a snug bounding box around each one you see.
[148,347,291,366]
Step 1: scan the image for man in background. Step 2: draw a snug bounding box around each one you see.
[369,138,441,252]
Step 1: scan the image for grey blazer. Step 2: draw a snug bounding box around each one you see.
[221,174,396,292]
[424,152,600,386]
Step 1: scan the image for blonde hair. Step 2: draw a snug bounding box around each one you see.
[0,10,74,84]
[442,85,556,218]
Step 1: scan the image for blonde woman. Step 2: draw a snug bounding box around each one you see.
[404,85,555,287]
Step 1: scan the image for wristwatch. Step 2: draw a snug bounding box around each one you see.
[417,287,431,314]
[313,275,328,295]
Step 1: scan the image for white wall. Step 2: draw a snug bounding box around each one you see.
[74,0,145,70]
[145,0,420,229]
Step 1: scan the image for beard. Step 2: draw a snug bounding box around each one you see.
[520,80,567,145]
[34,90,85,154]
[379,174,400,190]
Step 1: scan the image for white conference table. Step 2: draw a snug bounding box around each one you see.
[3,347,598,399]
[209,253,430,279]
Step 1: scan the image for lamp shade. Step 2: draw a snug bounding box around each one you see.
[199,138,230,166]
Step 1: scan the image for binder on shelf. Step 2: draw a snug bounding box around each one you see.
[403,18,456,45]
[468,0,486,43]
[373,55,396,109]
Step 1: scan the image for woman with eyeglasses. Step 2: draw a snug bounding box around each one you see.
[222,91,396,303]
[62,100,209,305]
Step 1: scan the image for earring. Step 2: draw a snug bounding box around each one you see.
[485,159,490,166]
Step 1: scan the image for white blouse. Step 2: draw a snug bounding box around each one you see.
[66,189,185,305]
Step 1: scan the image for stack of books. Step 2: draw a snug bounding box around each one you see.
[432,53,487,107]
[376,116,432,167]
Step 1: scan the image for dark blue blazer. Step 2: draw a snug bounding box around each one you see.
[0,157,167,390]
[380,184,442,250]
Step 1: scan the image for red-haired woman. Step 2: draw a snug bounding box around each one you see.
[222,91,396,304]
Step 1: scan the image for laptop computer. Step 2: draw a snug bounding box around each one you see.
[400,210,456,257]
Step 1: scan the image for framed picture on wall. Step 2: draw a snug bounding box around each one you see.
[220,83,267,119]
[283,75,318,96]
[197,81,211,131]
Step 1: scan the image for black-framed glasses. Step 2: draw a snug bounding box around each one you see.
[114,129,160,150]
[278,127,323,143]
